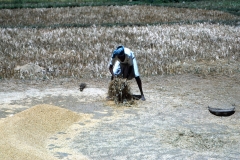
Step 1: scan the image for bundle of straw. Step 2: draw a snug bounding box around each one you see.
[108,77,133,105]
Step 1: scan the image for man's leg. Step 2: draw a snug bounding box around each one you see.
[135,76,146,101]
[132,58,145,101]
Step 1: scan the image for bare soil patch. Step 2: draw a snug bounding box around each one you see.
[0,74,240,159]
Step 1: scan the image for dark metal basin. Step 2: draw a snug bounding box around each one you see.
[208,106,235,117]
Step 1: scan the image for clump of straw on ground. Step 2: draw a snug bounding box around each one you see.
[108,77,133,106]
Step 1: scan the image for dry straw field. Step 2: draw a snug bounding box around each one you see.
[0,5,240,160]
[0,5,239,79]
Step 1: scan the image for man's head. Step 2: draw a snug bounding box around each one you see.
[113,46,125,59]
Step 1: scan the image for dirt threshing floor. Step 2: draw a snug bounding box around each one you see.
[0,74,240,159]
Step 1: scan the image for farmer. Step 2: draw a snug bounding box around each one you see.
[109,45,146,101]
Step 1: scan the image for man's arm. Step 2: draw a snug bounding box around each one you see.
[109,64,114,80]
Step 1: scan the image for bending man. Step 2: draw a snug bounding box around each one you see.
[109,45,146,101]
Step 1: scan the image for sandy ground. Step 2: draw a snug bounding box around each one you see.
[0,73,240,160]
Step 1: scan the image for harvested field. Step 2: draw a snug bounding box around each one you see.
[0,6,239,80]
[0,6,238,27]
[0,4,240,160]
[0,23,239,79]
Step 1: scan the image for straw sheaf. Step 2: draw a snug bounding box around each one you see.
[108,78,133,106]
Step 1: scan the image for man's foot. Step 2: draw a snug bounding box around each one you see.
[140,95,146,101]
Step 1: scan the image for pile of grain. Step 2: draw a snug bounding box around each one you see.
[0,104,82,160]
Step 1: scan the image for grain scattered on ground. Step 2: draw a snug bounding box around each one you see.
[0,104,89,160]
